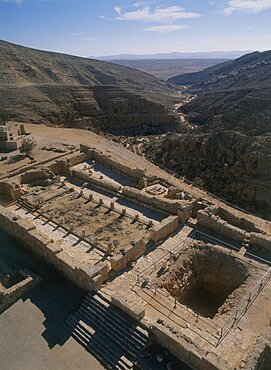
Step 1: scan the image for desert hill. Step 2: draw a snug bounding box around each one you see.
[143,51,271,217]
[0,40,179,135]
[168,50,271,135]
[168,51,271,89]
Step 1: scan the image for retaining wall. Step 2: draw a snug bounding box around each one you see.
[0,205,108,292]
[197,209,248,242]
[250,233,271,252]
[80,144,145,180]
[110,238,147,272]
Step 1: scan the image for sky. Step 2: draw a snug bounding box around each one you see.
[0,0,271,56]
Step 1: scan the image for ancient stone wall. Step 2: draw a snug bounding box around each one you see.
[152,322,228,370]
[212,207,262,233]
[197,209,248,242]
[0,270,41,312]
[72,167,121,193]
[0,205,108,292]
[122,186,192,220]
[80,144,145,180]
[48,152,86,175]
[110,238,147,272]
[150,215,179,242]
[111,295,145,321]
[21,168,57,186]
[250,233,271,252]
[0,180,23,200]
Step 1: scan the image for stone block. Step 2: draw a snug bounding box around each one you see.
[112,294,145,320]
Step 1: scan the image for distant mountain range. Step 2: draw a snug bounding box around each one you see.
[94,51,250,61]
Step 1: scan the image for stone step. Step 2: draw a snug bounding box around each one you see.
[78,303,146,360]
[66,316,132,370]
[74,319,133,370]
[83,295,149,349]
[66,292,160,370]
[87,292,149,342]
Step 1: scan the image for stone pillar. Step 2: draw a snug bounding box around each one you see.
[134,214,140,221]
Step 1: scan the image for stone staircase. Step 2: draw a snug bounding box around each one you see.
[65,292,159,370]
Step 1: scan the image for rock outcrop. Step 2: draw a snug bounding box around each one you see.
[143,131,271,218]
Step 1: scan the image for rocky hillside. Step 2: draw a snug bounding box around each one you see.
[0,40,179,135]
[144,132,271,218]
[168,51,271,135]
[168,51,271,90]
[143,51,271,218]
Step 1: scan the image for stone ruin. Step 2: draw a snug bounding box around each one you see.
[0,141,270,370]
[155,243,253,319]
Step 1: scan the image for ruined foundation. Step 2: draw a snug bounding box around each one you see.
[0,138,270,370]
[156,244,251,318]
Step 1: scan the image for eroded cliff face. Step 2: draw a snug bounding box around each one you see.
[0,39,180,135]
[1,84,178,135]
[143,131,271,218]
[54,86,178,135]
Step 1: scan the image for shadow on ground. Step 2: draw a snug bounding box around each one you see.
[0,229,85,349]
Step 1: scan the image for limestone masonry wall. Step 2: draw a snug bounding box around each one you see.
[212,207,261,233]
[197,209,248,242]
[0,269,41,313]
[150,215,179,242]
[0,205,108,292]
[48,152,87,175]
[110,238,147,272]
[0,180,23,200]
[80,144,145,180]
[111,294,145,321]
[153,322,229,370]
[122,186,192,221]
[250,233,271,252]
[72,167,121,193]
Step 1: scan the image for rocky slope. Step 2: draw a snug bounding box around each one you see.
[144,132,271,217]
[168,51,271,135]
[0,40,179,135]
[143,51,271,217]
